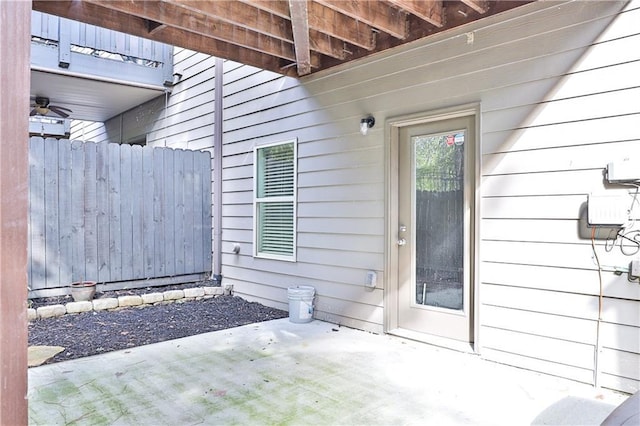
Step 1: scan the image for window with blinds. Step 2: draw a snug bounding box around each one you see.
[254,139,296,260]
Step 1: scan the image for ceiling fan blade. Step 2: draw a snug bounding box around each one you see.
[49,106,70,118]
[53,105,72,112]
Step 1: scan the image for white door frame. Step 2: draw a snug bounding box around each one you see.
[384,104,482,352]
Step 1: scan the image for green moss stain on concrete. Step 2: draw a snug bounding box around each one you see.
[30,348,360,425]
[197,351,349,425]
[29,378,80,424]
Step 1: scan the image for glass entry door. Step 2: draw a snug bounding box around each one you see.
[396,115,474,342]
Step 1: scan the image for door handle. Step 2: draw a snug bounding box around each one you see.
[397,238,407,246]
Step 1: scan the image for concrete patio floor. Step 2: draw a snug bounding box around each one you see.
[29,318,630,425]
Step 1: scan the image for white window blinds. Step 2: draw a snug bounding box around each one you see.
[254,140,296,260]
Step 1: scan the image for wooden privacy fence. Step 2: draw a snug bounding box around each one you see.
[415,189,464,295]
[29,138,212,297]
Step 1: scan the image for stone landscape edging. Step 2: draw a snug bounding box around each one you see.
[28,284,234,321]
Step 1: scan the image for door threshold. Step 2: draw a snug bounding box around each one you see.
[387,328,475,354]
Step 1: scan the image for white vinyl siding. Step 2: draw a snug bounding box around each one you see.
[477,0,640,393]
[254,140,297,260]
[69,120,109,142]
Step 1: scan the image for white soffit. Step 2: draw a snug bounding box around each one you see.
[30,70,165,122]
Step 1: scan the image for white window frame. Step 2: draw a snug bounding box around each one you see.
[253,138,297,261]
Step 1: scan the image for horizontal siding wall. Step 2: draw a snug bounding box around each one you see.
[221,57,385,331]
[216,0,639,393]
[147,48,216,152]
[479,0,640,393]
[70,120,110,143]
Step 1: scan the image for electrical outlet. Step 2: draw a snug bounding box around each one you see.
[365,271,377,288]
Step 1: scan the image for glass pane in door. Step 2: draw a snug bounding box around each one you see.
[413,131,465,310]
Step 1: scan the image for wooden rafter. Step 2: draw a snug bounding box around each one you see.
[387,0,445,28]
[309,29,347,60]
[243,0,374,51]
[461,0,489,14]
[307,1,375,50]
[241,0,349,59]
[172,0,343,60]
[239,0,291,19]
[288,0,312,76]
[84,0,322,67]
[316,0,408,40]
[167,0,294,43]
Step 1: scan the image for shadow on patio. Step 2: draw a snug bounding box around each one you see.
[28,319,628,425]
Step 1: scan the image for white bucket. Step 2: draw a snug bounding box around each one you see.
[287,286,315,323]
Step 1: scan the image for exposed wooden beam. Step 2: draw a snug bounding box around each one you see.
[241,0,350,59]
[309,29,347,60]
[32,1,298,76]
[239,0,291,19]
[171,0,343,60]
[83,0,319,66]
[316,0,408,40]
[168,0,294,43]
[307,1,375,50]
[243,0,374,50]
[387,0,444,28]
[288,0,312,76]
[461,0,489,14]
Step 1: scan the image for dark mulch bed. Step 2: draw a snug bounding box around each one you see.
[28,295,288,365]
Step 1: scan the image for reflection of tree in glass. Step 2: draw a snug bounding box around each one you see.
[414,134,464,192]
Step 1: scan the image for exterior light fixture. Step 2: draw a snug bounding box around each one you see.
[360,115,375,136]
[164,72,183,87]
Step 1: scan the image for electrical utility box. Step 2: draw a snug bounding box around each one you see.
[607,161,640,183]
[587,194,628,226]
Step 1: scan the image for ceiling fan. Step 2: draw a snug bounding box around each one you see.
[30,96,72,118]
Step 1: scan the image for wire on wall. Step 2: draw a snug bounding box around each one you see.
[591,225,604,388]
